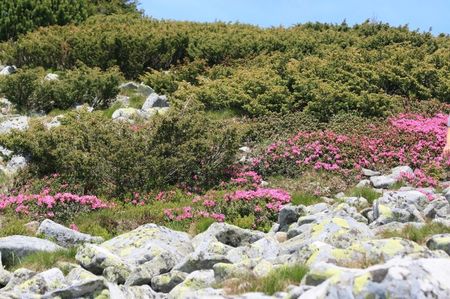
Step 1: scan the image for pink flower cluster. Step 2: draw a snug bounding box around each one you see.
[225,188,291,212]
[254,114,450,187]
[229,171,262,187]
[0,189,109,220]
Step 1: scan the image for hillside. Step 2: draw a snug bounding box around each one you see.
[0,4,449,299]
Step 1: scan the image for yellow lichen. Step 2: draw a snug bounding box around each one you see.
[353,272,371,294]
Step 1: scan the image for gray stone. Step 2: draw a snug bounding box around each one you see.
[45,267,106,298]
[2,268,36,292]
[106,283,164,299]
[37,219,104,247]
[0,66,16,76]
[356,179,371,188]
[151,271,188,293]
[76,224,192,283]
[300,258,450,299]
[361,168,380,177]
[142,93,169,110]
[111,107,139,121]
[426,234,450,255]
[5,155,27,174]
[45,115,63,129]
[0,116,29,134]
[168,270,217,299]
[370,175,397,188]
[278,205,304,232]
[281,215,374,255]
[11,268,66,295]
[0,236,62,263]
[75,104,94,112]
[44,73,59,81]
[126,252,176,286]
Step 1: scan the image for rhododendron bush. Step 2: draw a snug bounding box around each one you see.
[253,114,450,187]
[0,189,109,222]
[164,173,291,231]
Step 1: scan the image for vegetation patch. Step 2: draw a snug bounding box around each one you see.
[223,264,309,295]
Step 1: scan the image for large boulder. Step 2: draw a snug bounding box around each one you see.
[76,224,193,283]
[0,236,62,263]
[37,219,104,247]
[299,258,450,299]
[281,215,374,255]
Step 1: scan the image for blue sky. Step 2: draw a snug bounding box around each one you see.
[140,0,450,34]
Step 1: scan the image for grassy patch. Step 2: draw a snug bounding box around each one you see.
[345,186,380,204]
[73,197,195,238]
[128,95,146,109]
[223,264,309,295]
[0,216,33,238]
[291,191,322,206]
[189,217,215,235]
[380,223,450,244]
[267,170,349,197]
[102,101,123,118]
[8,248,77,272]
[206,109,241,121]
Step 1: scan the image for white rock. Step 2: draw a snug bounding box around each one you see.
[37,219,104,247]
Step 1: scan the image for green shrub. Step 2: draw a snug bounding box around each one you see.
[0,66,123,113]
[0,107,239,197]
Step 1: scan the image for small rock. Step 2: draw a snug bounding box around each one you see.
[44,73,59,81]
[356,179,371,188]
[426,234,450,256]
[362,168,381,177]
[0,66,16,76]
[142,93,170,110]
[151,270,188,293]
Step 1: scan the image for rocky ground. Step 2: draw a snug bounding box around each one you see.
[0,166,448,298]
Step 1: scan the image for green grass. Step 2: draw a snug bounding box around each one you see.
[345,186,380,204]
[8,248,77,272]
[224,264,309,295]
[47,108,71,117]
[0,216,33,238]
[380,222,450,244]
[291,191,322,206]
[205,109,241,121]
[73,197,195,238]
[102,101,123,119]
[128,95,145,109]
